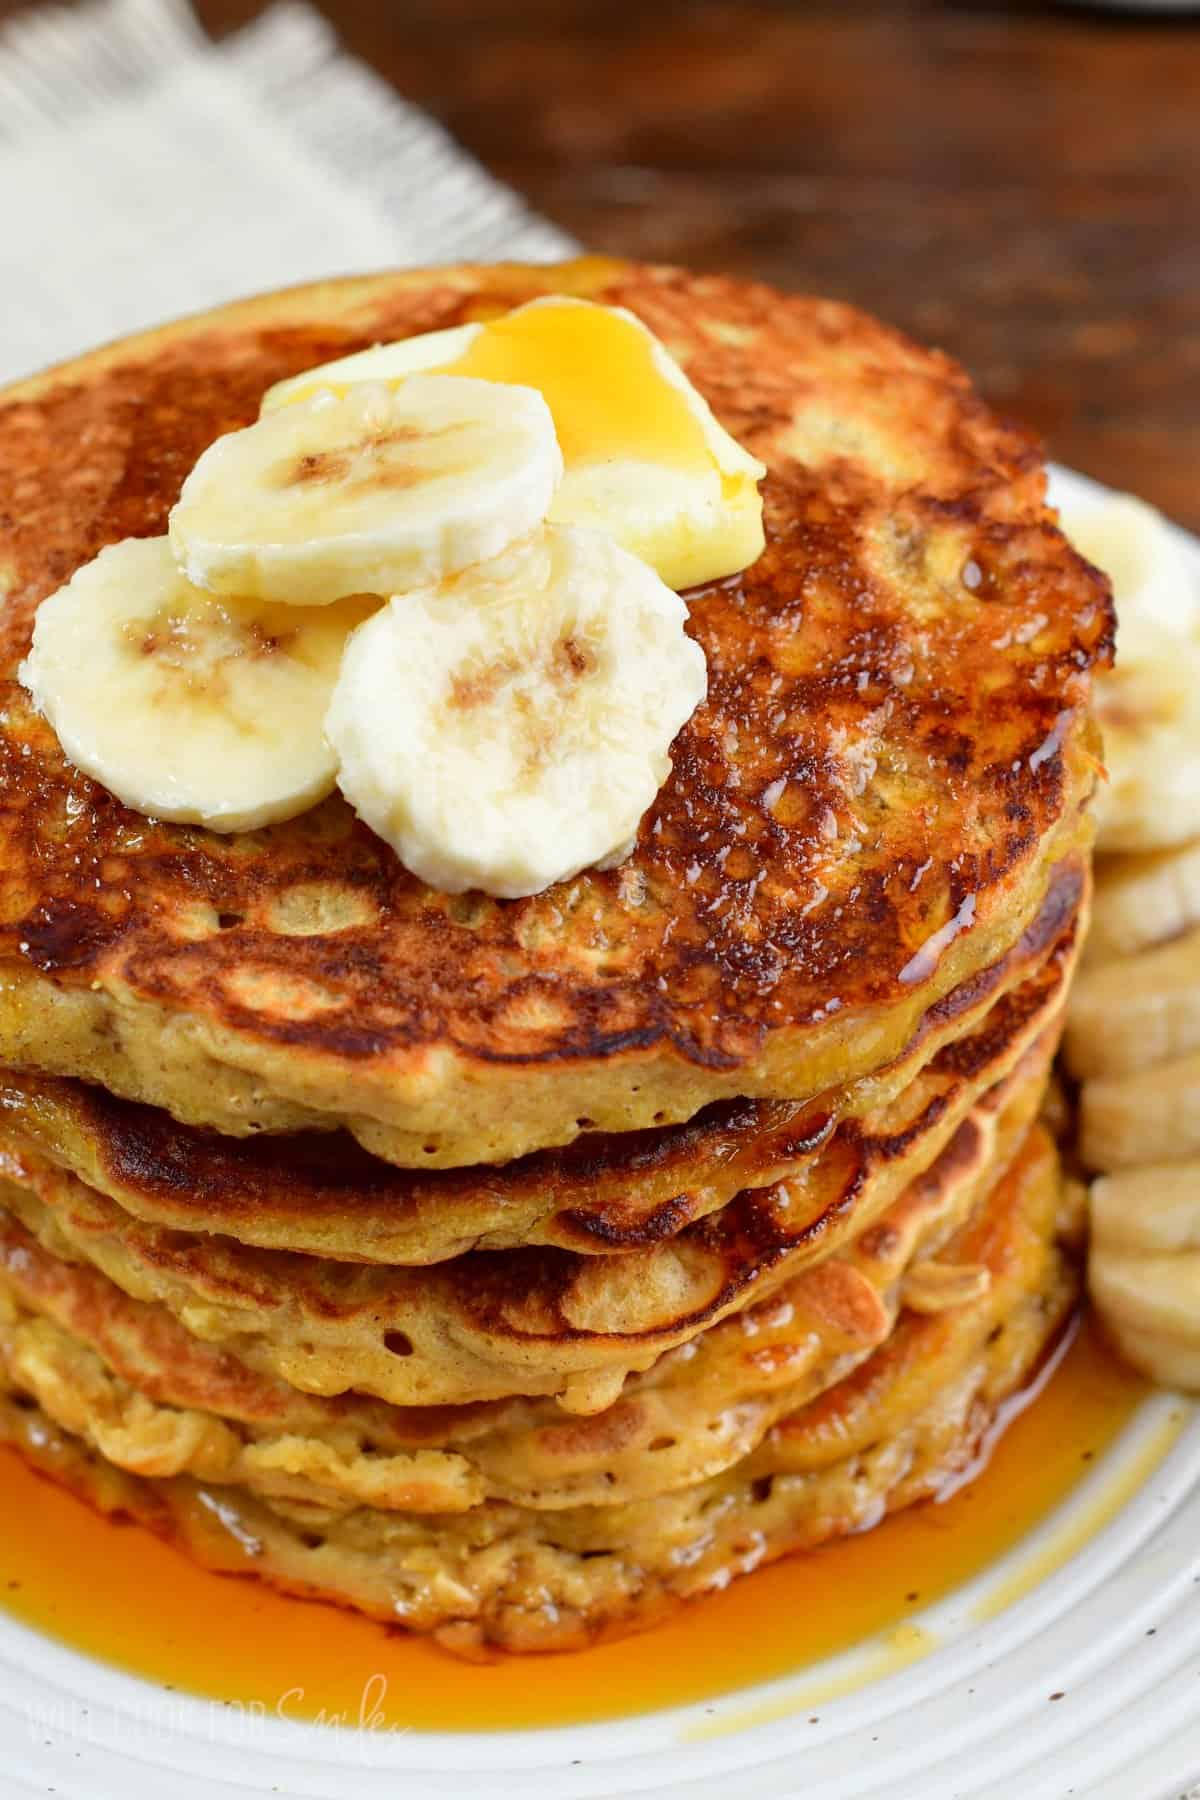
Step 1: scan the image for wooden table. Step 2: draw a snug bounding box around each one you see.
[11,0,1200,526]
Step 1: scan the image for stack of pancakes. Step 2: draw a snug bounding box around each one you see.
[0,262,1111,1654]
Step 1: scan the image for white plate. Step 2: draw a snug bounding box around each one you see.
[4,465,1200,1800]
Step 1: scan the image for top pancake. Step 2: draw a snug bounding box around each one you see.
[0,260,1112,1167]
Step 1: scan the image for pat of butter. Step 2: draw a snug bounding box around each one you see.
[262,298,766,591]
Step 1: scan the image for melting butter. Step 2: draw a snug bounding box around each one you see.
[262,297,766,591]
[442,299,711,473]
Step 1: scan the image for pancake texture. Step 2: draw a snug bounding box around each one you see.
[0,261,1111,1167]
[0,1085,1015,1515]
[0,1122,1080,1652]
[0,855,1083,1264]
[0,260,1107,1654]
[0,945,1071,1411]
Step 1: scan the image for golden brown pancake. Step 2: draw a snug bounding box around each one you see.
[0,941,1068,1412]
[0,1090,1008,1516]
[0,1121,1078,1653]
[0,261,1108,1669]
[0,854,1083,1262]
[0,261,1111,1167]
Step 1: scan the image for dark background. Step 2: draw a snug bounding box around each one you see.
[6,0,1197,525]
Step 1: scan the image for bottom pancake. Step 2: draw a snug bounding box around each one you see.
[0,1119,1080,1655]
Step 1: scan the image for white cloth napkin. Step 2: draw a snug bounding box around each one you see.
[0,0,576,386]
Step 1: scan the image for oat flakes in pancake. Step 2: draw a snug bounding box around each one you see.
[0,262,1111,1167]
[0,856,1082,1263]
[0,940,1069,1412]
[0,1123,1078,1652]
[0,1079,1011,1516]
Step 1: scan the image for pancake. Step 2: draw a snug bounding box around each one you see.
[0,939,1070,1412]
[0,1075,1016,1516]
[0,854,1083,1263]
[0,1122,1078,1653]
[0,260,1111,1167]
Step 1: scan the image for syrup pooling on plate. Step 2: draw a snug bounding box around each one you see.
[0,1318,1146,1731]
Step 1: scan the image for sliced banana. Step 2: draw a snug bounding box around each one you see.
[19,537,374,832]
[1055,488,1200,855]
[1065,925,1200,1080]
[1092,620,1200,854]
[1080,1051,1200,1172]
[263,298,766,592]
[1095,1323,1200,1391]
[1059,488,1200,1387]
[1090,1248,1200,1385]
[326,524,708,898]
[1088,1164,1200,1391]
[1086,838,1200,965]
[1091,1163,1200,1254]
[262,322,483,412]
[1060,491,1199,658]
[170,375,563,606]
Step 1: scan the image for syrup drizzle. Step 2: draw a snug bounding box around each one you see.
[0,1316,1148,1734]
[899,892,978,985]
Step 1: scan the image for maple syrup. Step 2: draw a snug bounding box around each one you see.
[442,297,713,470]
[0,1317,1149,1733]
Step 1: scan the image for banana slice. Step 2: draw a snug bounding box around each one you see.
[1092,620,1200,854]
[19,537,374,832]
[1060,488,1200,1387]
[1065,925,1200,1080]
[1055,489,1200,854]
[1086,838,1200,964]
[262,322,482,411]
[1088,1164,1200,1390]
[263,298,766,592]
[1096,1324,1200,1391]
[1059,490,1199,658]
[1091,1163,1200,1254]
[170,375,563,606]
[1088,1163,1200,1389]
[326,524,708,898]
[1081,1051,1200,1172]
[1090,1250,1200,1388]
